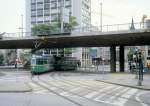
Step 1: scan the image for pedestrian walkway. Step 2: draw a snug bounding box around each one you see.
[96,72,150,90]
[0,82,32,92]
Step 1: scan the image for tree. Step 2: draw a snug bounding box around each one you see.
[31,16,78,56]
[31,16,78,36]
[64,16,78,32]
[32,24,50,36]
[127,48,134,62]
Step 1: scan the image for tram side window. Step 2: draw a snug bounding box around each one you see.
[36,59,44,65]
[43,59,48,64]
[31,59,36,65]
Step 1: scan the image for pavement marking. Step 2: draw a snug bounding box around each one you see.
[34,89,48,94]
[94,86,122,100]
[107,87,129,102]
[60,87,81,95]
[0,76,28,81]
[135,92,149,106]
[84,91,99,98]
[113,88,138,106]
[29,82,45,90]
[93,86,138,106]
[84,85,115,99]
[50,87,57,90]
[38,81,49,87]
[28,82,50,94]
[121,89,138,99]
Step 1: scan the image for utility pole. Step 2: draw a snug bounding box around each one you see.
[19,14,24,37]
[61,0,64,33]
[100,2,102,32]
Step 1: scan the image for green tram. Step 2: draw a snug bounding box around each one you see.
[31,55,79,74]
[31,55,55,74]
[54,56,79,71]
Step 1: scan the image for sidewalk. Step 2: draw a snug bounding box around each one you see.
[96,72,150,90]
[0,82,32,93]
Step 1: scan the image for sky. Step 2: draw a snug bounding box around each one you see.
[0,0,25,33]
[0,0,150,33]
[92,0,150,26]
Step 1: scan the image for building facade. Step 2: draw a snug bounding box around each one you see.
[26,0,91,32]
[26,0,92,67]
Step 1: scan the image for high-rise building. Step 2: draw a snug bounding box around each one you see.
[26,0,92,67]
[26,0,91,32]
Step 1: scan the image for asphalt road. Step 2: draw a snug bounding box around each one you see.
[0,69,150,106]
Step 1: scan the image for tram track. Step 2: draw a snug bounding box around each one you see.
[35,76,106,106]
[30,72,149,106]
[31,77,84,106]
[47,72,148,105]
[49,72,118,93]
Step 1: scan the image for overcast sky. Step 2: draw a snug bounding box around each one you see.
[0,0,150,33]
[92,0,150,27]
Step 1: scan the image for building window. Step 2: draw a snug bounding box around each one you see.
[51,0,57,2]
[37,0,44,3]
[44,0,50,3]
[37,21,44,24]
[31,4,36,10]
[51,2,57,9]
[65,0,71,6]
[31,0,36,3]
[37,3,43,9]
[44,16,50,21]
[31,17,36,23]
[44,9,50,16]
[51,14,57,21]
[37,10,43,16]
[51,9,57,14]
[37,16,43,21]
[44,3,50,9]
[31,10,36,16]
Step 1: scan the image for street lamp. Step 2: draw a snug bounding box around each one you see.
[100,2,103,32]
[134,48,139,79]
[60,0,64,33]
[18,14,24,37]
[138,51,143,86]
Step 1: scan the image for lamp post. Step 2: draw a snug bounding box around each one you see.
[100,2,102,32]
[18,14,24,37]
[138,52,143,86]
[135,48,138,79]
[60,0,64,33]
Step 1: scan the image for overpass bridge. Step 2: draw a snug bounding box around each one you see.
[1,22,150,72]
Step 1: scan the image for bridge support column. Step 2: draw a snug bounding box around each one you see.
[110,46,116,72]
[119,46,125,72]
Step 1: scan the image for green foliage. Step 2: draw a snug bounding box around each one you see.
[32,24,50,36]
[127,48,134,61]
[64,16,78,32]
[127,48,145,62]
[31,16,78,56]
[64,48,72,54]
[31,16,78,36]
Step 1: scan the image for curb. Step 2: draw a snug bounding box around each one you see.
[0,83,33,93]
[96,80,150,91]
[0,89,32,93]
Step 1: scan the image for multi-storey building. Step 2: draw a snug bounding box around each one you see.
[26,0,91,32]
[26,0,91,67]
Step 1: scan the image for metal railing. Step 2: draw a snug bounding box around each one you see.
[1,22,150,39]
